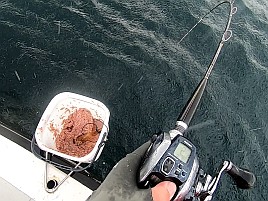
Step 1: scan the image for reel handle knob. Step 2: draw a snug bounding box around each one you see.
[227,163,256,189]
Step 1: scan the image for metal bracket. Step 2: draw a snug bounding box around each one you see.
[44,151,82,193]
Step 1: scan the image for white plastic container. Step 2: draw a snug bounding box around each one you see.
[35,92,110,163]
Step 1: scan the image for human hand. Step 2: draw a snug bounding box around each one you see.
[152,181,177,201]
[88,141,176,201]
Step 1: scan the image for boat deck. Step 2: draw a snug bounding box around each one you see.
[0,177,33,201]
[0,123,98,201]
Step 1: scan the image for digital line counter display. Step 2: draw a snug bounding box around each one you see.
[173,143,191,163]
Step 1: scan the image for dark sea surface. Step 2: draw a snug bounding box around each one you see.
[0,0,267,200]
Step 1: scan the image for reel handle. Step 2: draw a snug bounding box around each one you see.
[227,163,256,189]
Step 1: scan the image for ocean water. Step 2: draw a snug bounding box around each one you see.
[0,0,267,200]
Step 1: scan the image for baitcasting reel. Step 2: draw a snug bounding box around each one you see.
[137,128,256,201]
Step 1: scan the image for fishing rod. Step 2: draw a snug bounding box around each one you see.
[137,1,256,201]
[176,0,236,132]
